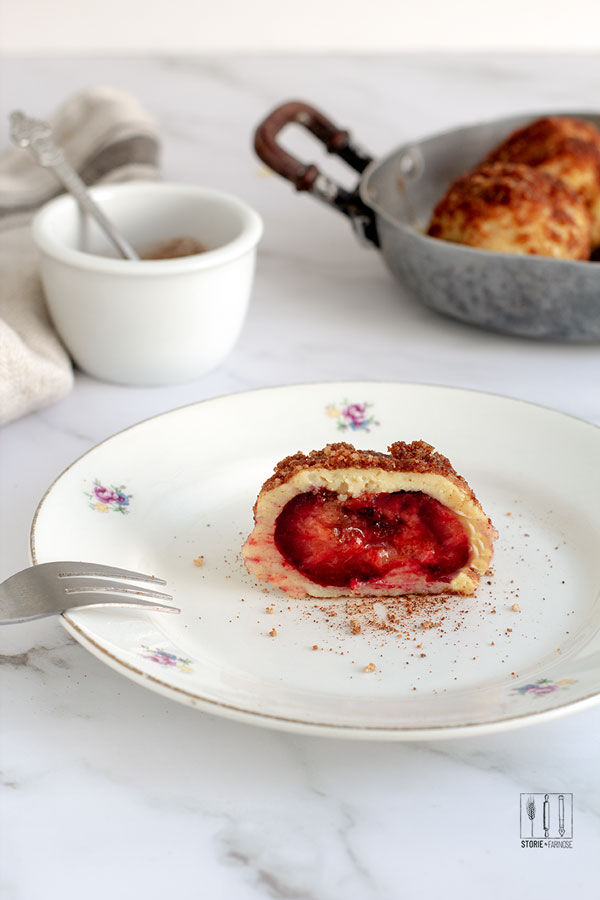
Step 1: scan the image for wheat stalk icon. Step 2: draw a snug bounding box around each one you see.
[526,796,536,836]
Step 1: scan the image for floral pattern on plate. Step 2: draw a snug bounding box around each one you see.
[511,677,576,697]
[140,646,194,673]
[325,400,380,433]
[85,479,132,514]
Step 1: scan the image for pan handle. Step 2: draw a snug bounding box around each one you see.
[254,100,380,247]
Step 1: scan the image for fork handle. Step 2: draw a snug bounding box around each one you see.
[0,587,179,625]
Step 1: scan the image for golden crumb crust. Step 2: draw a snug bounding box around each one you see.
[261,440,478,505]
[484,116,600,245]
[485,117,600,193]
[427,162,591,260]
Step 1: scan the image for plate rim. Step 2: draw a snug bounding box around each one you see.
[31,380,600,740]
[60,612,600,740]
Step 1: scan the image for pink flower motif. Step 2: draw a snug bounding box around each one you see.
[140,645,194,673]
[512,677,576,697]
[93,483,118,504]
[529,684,557,695]
[343,403,369,428]
[150,650,177,666]
[327,399,380,433]
[85,479,132,514]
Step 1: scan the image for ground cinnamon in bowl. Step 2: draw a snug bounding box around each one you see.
[140,236,207,259]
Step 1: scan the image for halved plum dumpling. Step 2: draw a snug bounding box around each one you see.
[242,441,497,599]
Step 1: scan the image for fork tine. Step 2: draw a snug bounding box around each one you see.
[0,595,180,624]
[56,563,167,586]
[61,578,173,602]
[62,594,181,615]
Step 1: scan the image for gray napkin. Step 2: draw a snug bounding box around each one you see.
[0,86,160,425]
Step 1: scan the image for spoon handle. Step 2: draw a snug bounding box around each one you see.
[9,111,139,261]
[49,157,139,260]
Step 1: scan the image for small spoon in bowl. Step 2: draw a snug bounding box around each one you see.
[10,110,139,260]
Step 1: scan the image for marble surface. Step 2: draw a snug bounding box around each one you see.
[1,54,599,899]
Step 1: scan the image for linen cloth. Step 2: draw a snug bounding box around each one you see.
[0,86,160,425]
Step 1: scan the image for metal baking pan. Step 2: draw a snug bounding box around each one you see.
[254,101,600,341]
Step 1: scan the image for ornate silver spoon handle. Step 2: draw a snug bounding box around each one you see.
[10,110,139,261]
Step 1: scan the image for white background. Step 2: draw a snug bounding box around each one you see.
[2,0,600,53]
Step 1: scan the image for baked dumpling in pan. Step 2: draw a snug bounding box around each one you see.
[242,441,496,600]
[485,116,600,245]
[427,162,591,260]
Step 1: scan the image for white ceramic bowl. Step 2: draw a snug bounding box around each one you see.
[32,181,263,385]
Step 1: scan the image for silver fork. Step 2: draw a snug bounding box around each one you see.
[0,562,180,625]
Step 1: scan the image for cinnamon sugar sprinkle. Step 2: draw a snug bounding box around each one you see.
[287,577,545,685]
[330,594,454,638]
[245,493,573,690]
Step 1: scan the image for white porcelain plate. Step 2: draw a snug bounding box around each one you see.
[31,383,600,739]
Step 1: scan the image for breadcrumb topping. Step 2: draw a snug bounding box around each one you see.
[261,440,478,504]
